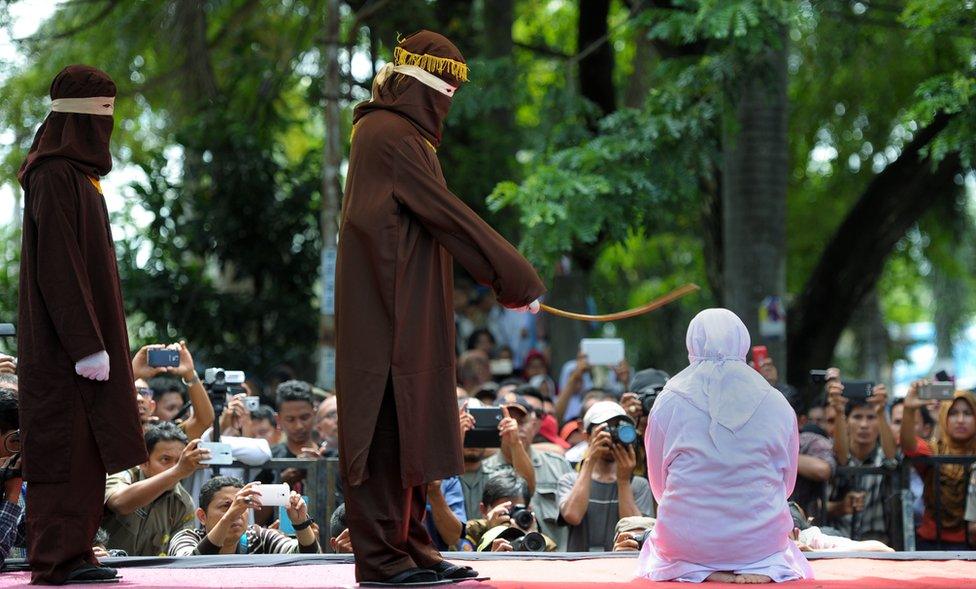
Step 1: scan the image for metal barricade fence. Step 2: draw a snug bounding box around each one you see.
[818,455,976,551]
[206,456,340,537]
[911,454,976,550]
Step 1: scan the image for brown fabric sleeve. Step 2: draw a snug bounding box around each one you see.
[393,137,546,308]
[28,168,106,362]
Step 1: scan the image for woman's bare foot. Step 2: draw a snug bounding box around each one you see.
[734,573,772,584]
[705,572,737,583]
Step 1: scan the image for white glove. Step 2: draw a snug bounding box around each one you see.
[75,350,110,381]
[513,299,541,314]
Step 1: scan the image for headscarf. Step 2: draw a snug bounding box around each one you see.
[923,391,976,530]
[18,65,116,189]
[353,30,468,148]
[660,308,772,444]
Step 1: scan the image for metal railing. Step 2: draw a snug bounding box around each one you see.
[818,455,976,551]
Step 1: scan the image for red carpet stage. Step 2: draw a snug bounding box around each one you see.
[1,552,975,588]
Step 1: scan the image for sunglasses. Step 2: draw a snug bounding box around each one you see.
[137,387,154,399]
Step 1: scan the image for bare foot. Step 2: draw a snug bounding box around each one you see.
[705,572,737,583]
[734,573,772,584]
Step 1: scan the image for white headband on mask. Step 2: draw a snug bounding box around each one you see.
[373,63,457,99]
[51,96,115,116]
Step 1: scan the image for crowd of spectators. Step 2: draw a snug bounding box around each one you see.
[0,286,975,560]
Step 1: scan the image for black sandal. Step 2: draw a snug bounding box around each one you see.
[429,561,485,581]
[359,567,455,587]
[64,563,121,585]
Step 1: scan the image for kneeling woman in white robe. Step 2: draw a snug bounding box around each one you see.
[637,308,813,583]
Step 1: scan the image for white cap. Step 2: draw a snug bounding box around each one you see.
[583,401,631,432]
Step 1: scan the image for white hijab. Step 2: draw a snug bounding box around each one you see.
[661,308,773,443]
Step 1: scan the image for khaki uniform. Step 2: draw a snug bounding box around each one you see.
[102,468,195,556]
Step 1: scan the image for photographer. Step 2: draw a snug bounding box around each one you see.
[901,381,976,549]
[465,472,556,552]
[102,423,209,556]
[0,389,25,563]
[131,341,214,441]
[827,385,896,543]
[611,516,655,552]
[168,477,320,555]
[555,348,630,423]
[459,400,536,523]
[482,398,573,550]
[558,402,652,551]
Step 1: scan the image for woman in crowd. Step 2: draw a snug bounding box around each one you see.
[637,308,812,584]
[900,383,976,550]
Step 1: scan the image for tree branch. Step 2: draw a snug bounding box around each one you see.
[17,0,118,42]
[786,112,960,388]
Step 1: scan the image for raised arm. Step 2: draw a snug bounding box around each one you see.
[392,137,546,308]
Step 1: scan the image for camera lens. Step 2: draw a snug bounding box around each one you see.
[511,531,547,552]
[510,506,535,529]
[615,423,637,445]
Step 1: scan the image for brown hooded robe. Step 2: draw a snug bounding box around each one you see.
[335,31,545,580]
[17,65,146,583]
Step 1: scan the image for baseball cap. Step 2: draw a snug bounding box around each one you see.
[502,396,533,418]
[629,368,669,393]
[537,414,570,449]
[559,420,582,442]
[583,401,633,432]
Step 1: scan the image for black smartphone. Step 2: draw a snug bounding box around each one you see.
[0,324,14,338]
[147,348,180,368]
[841,380,874,402]
[463,407,503,448]
[809,370,828,384]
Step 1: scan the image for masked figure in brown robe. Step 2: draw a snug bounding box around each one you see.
[336,31,546,586]
[17,65,147,585]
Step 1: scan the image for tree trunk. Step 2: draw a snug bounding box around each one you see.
[317,0,342,390]
[722,29,789,373]
[786,112,959,387]
[547,266,595,386]
[851,288,888,383]
[578,0,616,118]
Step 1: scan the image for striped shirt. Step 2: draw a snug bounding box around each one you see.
[167,525,320,556]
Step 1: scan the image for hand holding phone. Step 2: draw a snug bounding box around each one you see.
[256,483,291,507]
[147,348,180,368]
[918,381,954,401]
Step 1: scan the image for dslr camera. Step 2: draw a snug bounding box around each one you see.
[508,504,535,530]
[509,531,547,552]
[606,421,638,446]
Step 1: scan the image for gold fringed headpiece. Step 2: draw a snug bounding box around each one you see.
[393,46,469,83]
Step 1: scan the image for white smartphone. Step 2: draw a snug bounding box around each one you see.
[580,338,625,366]
[256,483,291,507]
[198,442,232,465]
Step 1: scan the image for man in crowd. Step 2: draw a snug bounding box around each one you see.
[168,477,320,555]
[791,398,837,523]
[828,386,896,543]
[17,65,146,584]
[757,354,801,413]
[314,394,339,454]
[0,389,25,563]
[260,380,317,493]
[458,400,535,525]
[464,472,556,552]
[150,377,187,424]
[102,423,209,556]
[250,405,283,447]
[425,477,467,550]
[483,398,573,549]
[459,350,493,397]
[558,402,653,551]
[556,349,631,423]
[132,341,214,440]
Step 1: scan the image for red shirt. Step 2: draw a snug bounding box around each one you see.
[904,439,967,543]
